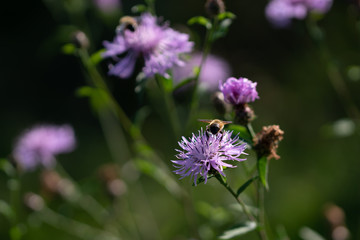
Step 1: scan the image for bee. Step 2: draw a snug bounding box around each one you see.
[198,119,232,135]
[117,16,138,33]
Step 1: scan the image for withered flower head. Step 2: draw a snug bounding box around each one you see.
[253,125,284,160]
[205,0,225,17]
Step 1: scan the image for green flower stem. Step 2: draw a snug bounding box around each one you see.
[215,174,268,240]
[246,123,256,140]
[78,48,197,232]
[78,49,139,139]
[187,18,219,131]
[306,19,360,120]
[55,164,110,225]
[258,182,268,240]
[35,207,120,240]
[215,174,256,222]
[155,75,181,138]
[145,0,156,15]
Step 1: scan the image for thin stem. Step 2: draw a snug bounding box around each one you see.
[187,18,219,131]
[78,49,136,137]
[35,207,120,240]
[215,174,256,222]
[155,75,181,138]
[258,183,268,240]
[246,123,256,140]
[306,19,360,121]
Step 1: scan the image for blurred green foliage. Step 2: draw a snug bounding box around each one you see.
[1,0,360,239]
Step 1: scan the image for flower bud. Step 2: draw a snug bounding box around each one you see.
[41,170,62,198]
[24,192,44,211]
[234,103,255,125]
[205,0,225,17]
[98,164,126,198]
[253,125,284,160]
[212,91,231,116]
[72,31,90,49]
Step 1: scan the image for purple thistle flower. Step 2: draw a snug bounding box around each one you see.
[172,128,247,185]
[265,0,332,28]
[13,125,76,171]
[219,77,259,105]
[103,13,194,79]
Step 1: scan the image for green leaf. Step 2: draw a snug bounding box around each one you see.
[158,75,173,93]
[0,200,15,222]
[257,156,269,190]
[219,221,257,239]
[188,16,212,29]
[227,124,252,144]
[134,158,183,199]
[173,78,194,91]
[76,86,111,112]
[62,43,76,55]
[236,176,258,197]
[299,227,326,240]
[0,159,15,176]
[89,49,105,66]
[131,4,148,13]
[217,11,236,21]
[212,18,233,41]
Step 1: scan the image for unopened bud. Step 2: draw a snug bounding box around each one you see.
[234,103,255,125]
[205,0,225,17]
[98,163,125,198]
[72,31,90,49]
[24,192,44,211]
[253,125,284,160]
[107,179,127,197]
[41,170,62,198]
[212,91,231,115]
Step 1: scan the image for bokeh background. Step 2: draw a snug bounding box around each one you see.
[1,0,360,239]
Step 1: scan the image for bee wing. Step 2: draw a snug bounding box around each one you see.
[198,119,212,123]
[222,121,232,125]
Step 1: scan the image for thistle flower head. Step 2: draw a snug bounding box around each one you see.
[219,77,259,105]
[253,125,284,160]
[13,125,76,171]
[172,128,247,185]
[103,13,194,78]
[265,0,333,27]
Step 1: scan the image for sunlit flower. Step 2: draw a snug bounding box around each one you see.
[219,77,259,105]
[172,52,232,91]
[265,0,332,27]
[172,128,247,185]
[103,13,193,78]
[13,125,76,171]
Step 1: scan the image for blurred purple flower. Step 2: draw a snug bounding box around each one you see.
[265,0,332,27]
[94,0,121,13]
[172,128,247,185]
[103,13,193,78]
[172,52,232,91]
[13,125,76,171]
[219,77,259,105]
